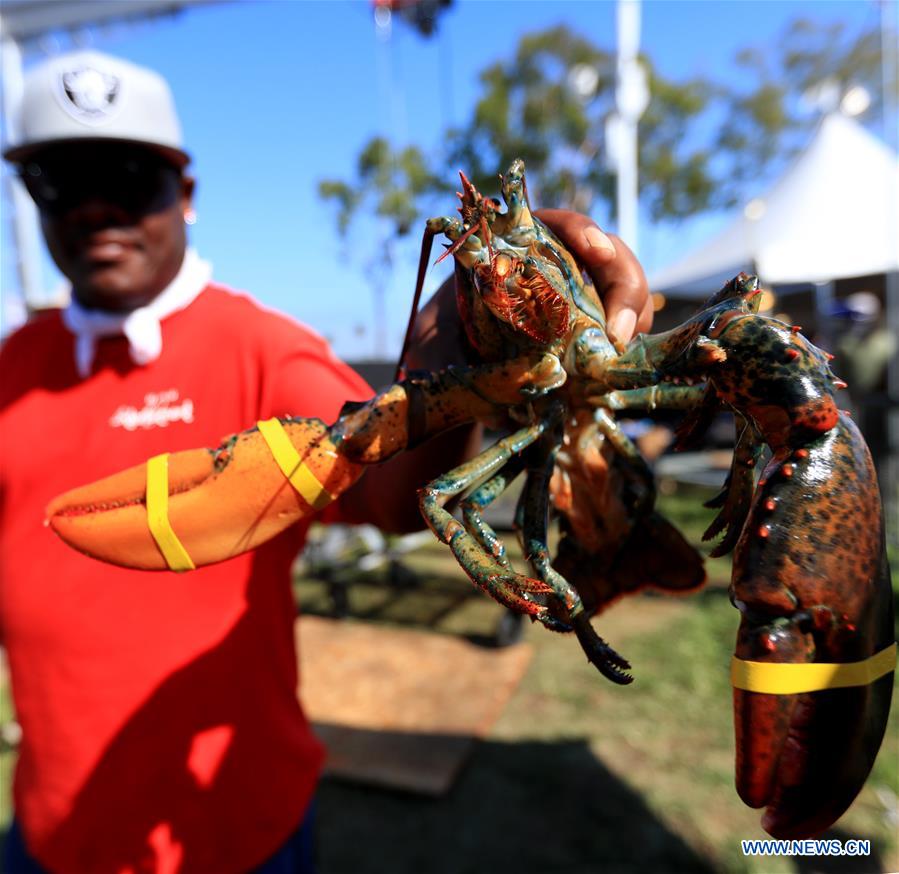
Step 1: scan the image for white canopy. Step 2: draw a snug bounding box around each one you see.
[649,112,899,297]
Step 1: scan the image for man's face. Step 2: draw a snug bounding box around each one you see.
[20,142,194,312]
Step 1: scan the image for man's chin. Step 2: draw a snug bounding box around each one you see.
[72,263,155,312]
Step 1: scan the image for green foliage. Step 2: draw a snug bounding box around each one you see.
[319,17,893,242]
[638,63,716,218]
[713,17,890,193]
[445,24,614,210]
[319,137,441,237]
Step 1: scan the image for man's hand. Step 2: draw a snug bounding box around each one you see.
[536,209,652,343]
[337,274,478,533]
[399,274,465,372]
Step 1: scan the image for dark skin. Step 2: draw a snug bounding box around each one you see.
[28,142,651,532]
[34,142,193,312]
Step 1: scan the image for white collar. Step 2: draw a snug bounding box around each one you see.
[62,249,212,377]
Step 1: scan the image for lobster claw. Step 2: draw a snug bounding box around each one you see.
[46,419,364,570]
[731,553,895,839]
[46,354,570,571]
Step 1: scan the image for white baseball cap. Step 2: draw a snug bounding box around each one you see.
[3,50,190,167]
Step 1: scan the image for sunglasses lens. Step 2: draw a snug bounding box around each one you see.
[22,162,64,212]
[21,150,179,216]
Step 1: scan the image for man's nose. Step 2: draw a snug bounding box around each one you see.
[64,196,132,229]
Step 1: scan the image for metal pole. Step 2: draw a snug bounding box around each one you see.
[813,280,836,352]
[881,0,899,543]
[1,31,46,324]
[615,0,647,255]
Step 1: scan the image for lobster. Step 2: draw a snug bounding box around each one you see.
[600,272,895,838]
[47,161,894,838]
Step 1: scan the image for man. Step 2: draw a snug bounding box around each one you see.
[0,51,650,873]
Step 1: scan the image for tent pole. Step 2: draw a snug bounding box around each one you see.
[885,269,899,546]
[879,0,898,544]
[1,31,45,322]
[813,280,836,351]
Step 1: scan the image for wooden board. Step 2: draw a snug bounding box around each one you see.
[296,616,533,795]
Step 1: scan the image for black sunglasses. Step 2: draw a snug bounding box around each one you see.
[19,145,182,217]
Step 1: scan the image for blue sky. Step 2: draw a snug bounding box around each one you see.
[1,0,885,357]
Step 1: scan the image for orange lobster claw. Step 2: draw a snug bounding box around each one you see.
[46,419,364,570]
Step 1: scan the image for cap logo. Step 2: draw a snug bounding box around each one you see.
[56,65,121,124]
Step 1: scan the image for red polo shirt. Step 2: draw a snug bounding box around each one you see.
[0,284,372,873]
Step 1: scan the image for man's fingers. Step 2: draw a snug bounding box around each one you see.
[608,308,637,346]
[591,234,649,344]
[536,208,617,264]
[636,294,654,337]
[581,224,617,258]
[534,211,651,343]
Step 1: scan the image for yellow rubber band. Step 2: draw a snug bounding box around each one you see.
[146,454,196,572]
[731,642,896,694]
[256,418,334,512]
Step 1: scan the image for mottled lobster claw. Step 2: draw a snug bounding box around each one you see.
[729,421,895,838]
[732,605,894,839]
[46,418,364,570]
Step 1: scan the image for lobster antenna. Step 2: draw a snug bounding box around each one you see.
[394,227,436,383]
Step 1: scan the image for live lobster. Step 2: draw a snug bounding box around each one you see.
[47,160,894,839]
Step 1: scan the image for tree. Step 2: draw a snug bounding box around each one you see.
[319,17,893,242]
[715,17,893,189]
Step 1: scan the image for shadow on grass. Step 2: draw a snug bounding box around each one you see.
[315,734,716,874]
[295,566,522,645]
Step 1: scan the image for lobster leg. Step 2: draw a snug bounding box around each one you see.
[592,408,656,518]
[591,383,708,413]
[702,414,764,557]
[518,423,633,684]
[418,419,558,618]
[459,453,528,570]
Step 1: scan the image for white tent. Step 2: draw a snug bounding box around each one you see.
[648,112,899,297]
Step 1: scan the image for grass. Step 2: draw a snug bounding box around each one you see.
[299,485,899,874]
[0,680,13,840]
[1,484,896,873]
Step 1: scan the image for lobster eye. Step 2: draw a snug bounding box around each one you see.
[494,254,512,277]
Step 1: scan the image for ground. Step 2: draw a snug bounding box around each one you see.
[1,486,896,873]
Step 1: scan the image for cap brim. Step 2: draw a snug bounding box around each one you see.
[3,136,191,169]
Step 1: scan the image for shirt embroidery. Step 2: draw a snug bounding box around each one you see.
[109,390,195,431]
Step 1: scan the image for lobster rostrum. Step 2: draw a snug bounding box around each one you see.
[601,273,895,838]
[46,163,893,837]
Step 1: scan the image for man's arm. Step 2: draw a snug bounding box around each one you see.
[341,212,652,533]
[336,276,481,532]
